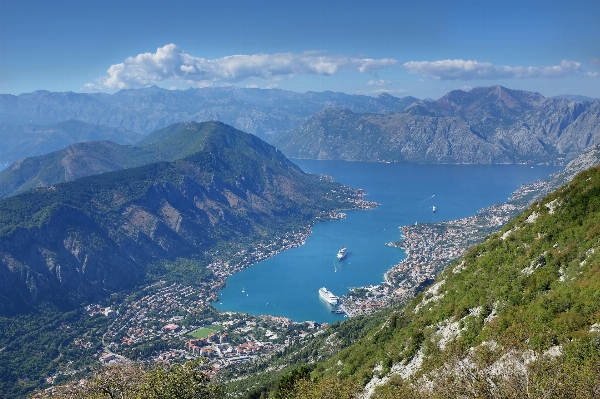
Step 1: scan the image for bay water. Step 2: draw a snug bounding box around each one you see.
[215,161,560,323]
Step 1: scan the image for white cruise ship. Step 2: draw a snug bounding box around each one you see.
[337,247,348,260]
[319,287,339,305]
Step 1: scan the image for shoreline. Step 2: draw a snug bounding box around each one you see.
[205,195,378,283]
[338,177,557,317]
[203,174,560,320]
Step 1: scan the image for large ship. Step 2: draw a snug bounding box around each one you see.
[432,206,437,213]
[319,287,339,305]
[337,247,348,260]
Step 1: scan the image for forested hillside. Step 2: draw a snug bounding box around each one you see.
[0,122,368,315]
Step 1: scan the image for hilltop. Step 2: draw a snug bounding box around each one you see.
[0,121,255,198]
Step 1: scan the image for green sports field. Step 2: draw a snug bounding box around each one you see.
[189,324,223,338]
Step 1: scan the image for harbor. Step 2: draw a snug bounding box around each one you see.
[215,161,560,322]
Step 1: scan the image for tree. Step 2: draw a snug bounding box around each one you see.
[136,358,222,399]
[49,358,222,399]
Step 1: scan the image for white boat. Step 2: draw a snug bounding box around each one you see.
[337,247,348,260]
[432,206,436,213]
[319,287,339,305]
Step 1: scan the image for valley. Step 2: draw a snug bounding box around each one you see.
[4,1,600,396]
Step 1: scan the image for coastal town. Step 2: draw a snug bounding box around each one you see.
[91,281,329,369]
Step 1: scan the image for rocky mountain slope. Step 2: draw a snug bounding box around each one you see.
[270,162,600,398]
[0,120,141,165]
[275,86,600,164]
[0,122,367,315]
[0,87,419,139]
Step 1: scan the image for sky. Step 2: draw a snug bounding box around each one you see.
[1,0,599,99]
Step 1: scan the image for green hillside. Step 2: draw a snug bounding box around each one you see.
[0,121,367,315]
[270,165,600,398]
[0,122,227,198]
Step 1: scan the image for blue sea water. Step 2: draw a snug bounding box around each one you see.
[214,161,561,323]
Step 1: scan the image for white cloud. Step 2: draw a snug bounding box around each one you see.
[369,89,407,96]
[591,58,600,67]
[91,44,398,89]
[83,82,101,91]
[587,72,599,77]
[403,59,582,80]
[367,79,391,86]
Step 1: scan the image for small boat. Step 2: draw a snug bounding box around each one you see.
[337,247,348,260]
[432,206,437,213]
[241,287,245,293]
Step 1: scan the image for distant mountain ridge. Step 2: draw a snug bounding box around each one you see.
[0,122,366,315]
[0,120,141,165]
[553,94,599,102]
[0,87,419,139]
[275,86,600,164]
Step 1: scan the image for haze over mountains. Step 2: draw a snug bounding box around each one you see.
[2,86,599,171]
[0,120,141,165]
[0,122,265,198]
[0,87,419,140]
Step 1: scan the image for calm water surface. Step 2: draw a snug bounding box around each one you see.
[215,161,560,323]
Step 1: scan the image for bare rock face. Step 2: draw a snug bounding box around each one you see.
[275,86,600,165]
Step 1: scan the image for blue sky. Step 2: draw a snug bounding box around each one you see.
[1,0,599,99]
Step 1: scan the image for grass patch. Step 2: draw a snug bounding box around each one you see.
[189,324,223,339]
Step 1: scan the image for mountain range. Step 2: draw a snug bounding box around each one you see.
[0,87,419,140]
[0,122,366,315]
[275,86,600,164]
[2,85,600,397]
[3,86,600,168]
